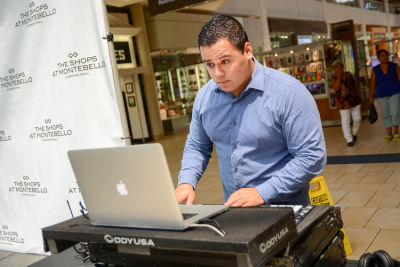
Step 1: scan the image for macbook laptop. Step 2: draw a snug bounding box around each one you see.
[67,143,229,232]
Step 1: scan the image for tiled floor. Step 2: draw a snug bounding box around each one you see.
[1,103,399,266]
[319,106,400,260]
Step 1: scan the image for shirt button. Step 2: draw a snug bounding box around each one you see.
[233,121,237,126]
[233,144,237,150]
[234,167,238,173]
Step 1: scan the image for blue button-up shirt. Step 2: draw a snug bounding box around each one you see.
[178,59,326,204]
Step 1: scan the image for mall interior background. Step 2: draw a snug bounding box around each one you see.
[106,0,400,142]
[2,0,400,265]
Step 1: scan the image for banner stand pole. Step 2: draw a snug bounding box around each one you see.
[100,0,131,146]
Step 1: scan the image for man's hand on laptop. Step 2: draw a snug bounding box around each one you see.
[175,183,195,205]
[224,188,264,207]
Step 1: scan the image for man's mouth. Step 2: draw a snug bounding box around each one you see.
[218,81,229,86]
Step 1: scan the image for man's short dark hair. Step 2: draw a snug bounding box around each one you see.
[377,49,388,58]
[198,15,248,53]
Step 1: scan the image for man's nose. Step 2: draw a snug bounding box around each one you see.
[214,65,224,77]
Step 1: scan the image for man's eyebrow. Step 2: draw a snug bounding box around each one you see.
[202,55,230,63]
[218,55,230,60]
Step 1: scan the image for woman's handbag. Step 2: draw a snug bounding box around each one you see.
[368,104,378,124]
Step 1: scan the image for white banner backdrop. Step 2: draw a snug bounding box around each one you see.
[0,0,125,253]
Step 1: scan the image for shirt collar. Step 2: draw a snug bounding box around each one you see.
[213,57,265,95]
[246,57,265,92]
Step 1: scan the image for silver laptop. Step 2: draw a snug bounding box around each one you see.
[67,143,228,231]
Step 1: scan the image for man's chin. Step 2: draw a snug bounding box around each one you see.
[218,84,232,91]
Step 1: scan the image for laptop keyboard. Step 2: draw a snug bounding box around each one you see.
[182,213,197,220]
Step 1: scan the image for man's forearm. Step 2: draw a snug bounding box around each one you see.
[256,152,326,204]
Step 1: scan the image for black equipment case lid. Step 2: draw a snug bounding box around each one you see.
[42,207,297,266]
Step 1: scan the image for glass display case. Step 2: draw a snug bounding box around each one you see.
[155,63,209,113]
[262,42,329,100]
[152,52,210,133]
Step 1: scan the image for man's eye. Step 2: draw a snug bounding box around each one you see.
[206,63,214,68]
[222,59,229,64]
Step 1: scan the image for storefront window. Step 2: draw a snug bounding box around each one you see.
[312,34,328,42]
[261,43,328,99]
[374,33,385,40]
[270,33,294,49]
[389,0,400,14]
[355,32,370,41]
[152,52,210,122]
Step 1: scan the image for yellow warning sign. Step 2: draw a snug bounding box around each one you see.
[309,176,353,256]
[310,194,329,205]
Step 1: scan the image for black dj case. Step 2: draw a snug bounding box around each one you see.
[42,207,298,267]
[271,205,343,267]
[313,231,347,267]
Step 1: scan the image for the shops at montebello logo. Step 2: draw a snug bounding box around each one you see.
[29,118,73,142]
[0,130,12,142]
[0,68,33,90]
[68,52,78,58]
[0,225,25,244]
[8,175,48,195]
[52,51,105,79]
[15,1,57,28]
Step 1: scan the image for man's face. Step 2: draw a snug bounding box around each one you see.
[200,38,254,96]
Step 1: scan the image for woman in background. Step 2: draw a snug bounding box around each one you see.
[369,49,400,142]
[331,60,361,147]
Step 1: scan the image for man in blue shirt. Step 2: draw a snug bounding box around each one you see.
[175,15,326,206]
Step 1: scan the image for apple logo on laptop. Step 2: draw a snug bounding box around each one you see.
[116,180,128,196]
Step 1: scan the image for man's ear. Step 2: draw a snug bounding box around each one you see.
[244,42,253,58]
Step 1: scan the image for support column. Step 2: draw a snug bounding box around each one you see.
[387,26,393,53]
[384,0,393,53]
[361,23,370,59]
[322,0,330,39]
[360,0,370,59]
[129,4,164,140]
[258,0,271,52]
